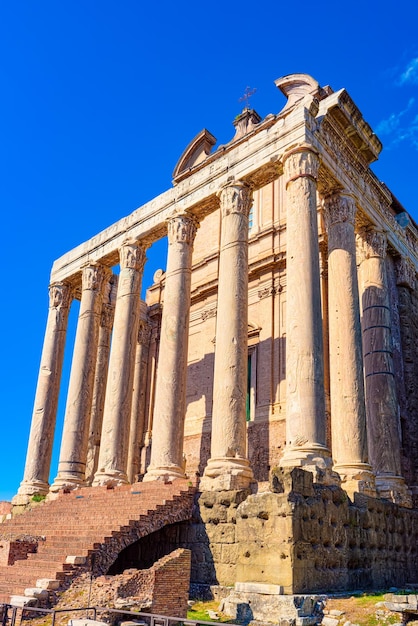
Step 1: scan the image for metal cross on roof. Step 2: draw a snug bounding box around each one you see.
[239,86,257,109]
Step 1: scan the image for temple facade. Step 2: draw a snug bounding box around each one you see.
[14,74,418,512]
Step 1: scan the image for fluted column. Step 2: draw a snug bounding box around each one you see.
[144,212,198,482]
[357,228,411,506]
[201,182,254,491]
[51,263,108,491]
[94,240,146,486]
[279,146,331,475]
[84,274,118,485]
[324,193,375,497]
[14,282,72,502]
[127,308,151,483]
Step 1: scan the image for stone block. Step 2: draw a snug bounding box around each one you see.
[10,596,38,607]
[322,618,339,626]
[24,588,49,600]
[206,522,236,544]
[36,578,60,590]
[66,555,87,565]
[234,581,284,595]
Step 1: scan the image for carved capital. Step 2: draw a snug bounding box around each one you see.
[323,193,356,229]
[119,241,147,271]
[283,147,319,186]
[396,256,416,290]
[81,263,108,292]
[167,212,199,245]
[48,282,72,309]
[218,182,253,218]
[357,228,387,260]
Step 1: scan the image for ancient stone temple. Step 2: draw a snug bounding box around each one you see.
[7,74,418,608]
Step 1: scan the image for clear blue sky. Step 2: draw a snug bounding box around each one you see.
[1,1,417,501]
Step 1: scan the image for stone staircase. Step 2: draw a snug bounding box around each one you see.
[0,479,195,604]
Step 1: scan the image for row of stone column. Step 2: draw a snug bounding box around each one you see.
[16,145,413,505]
[279,146,411,505]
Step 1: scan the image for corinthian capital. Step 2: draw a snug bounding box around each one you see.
[283,146,319,185]
[48,282,72,309]
[218,182,253,218]
[323,193,356,229]
[357,227,387,261]
[81,263,109,291]
[119,240,147,271]
[167,212,199,244]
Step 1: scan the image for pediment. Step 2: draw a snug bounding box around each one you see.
[173,129,217,184]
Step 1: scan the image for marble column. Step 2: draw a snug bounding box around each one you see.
[201,182,254,491]
[127,308,151,483]
[144,212,198,482]
[51,263,108,491]
[279,146,332,476]
[324,193,375,497]
[84,274,118,485]
[395,256,418,504]
[93,240,146,486]
[14,282,72,502]
[357,228,411,506]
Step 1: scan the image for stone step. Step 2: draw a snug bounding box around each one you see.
[0,481,194,604]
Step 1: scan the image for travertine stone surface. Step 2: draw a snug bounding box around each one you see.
[144,213,198,481]
[93,241,146,486]
[324,193,375,496]
[280,147,331,475]
[357,228,412,507]
[51,263,109,491]
[14,282,72,501]
[127,303,151,483]
[201,183,254,491]
[85,274,118,485]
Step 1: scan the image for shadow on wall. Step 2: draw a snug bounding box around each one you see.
[184,335,287,482]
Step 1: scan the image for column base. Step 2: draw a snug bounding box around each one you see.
[200,457,254,491]
[13,479,50,503]
[143,464,186,483]
[50,473,85,493]
[376,474,412,508]
[92,468,129,487]
[279,446,338,485]
[333,463,376,499]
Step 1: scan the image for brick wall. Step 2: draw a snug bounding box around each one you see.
[72,549,191,619]
[0,540,37,566]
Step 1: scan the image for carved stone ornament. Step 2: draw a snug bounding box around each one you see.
[167,212,199,244]
[49,282,72,309]
[201,308,217,321]
[396,256,416,290]
[218,182,253,218]
[323,193,356,229]
[137,320,152,345]
[119,241,146,271]
[101,303,115,329]
[82,263,107,291]
[283,147,319,186]
[357,228,387,260]
[258,286,277,300]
